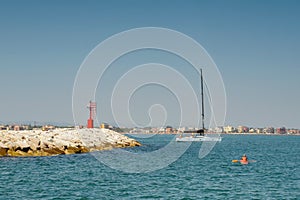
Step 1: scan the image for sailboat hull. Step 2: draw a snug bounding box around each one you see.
[176,136,222,142]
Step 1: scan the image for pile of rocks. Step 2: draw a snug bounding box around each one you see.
[0,128,141,157]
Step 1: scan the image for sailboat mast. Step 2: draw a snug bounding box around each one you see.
[201,69,205,130]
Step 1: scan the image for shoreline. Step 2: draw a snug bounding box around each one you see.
[127,132,300,136]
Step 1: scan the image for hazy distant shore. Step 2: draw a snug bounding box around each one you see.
[220,132,300,136]
[128,132,300,136]
[0,128,141,157]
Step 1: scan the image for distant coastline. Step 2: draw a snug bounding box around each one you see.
[128,125,300,135]
[1,123,299,136]
[128,132,300,136]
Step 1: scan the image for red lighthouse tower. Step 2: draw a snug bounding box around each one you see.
[87,101,96,128]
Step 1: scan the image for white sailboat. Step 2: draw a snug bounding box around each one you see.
[176,69,221,142]
[175,134,221,142]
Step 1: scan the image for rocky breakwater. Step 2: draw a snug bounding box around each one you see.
[0,128,141,157]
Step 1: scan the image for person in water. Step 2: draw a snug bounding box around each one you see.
[241,154,248,161]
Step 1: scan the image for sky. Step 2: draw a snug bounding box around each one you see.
[0,0,299,128]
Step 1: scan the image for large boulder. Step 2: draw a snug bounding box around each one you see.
[26,137,40,151]
[0,146,8,156]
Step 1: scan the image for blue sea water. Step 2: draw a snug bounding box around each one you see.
[0,135,299,199]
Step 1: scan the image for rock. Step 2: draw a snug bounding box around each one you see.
[0,147,8,156]
[26,137,40,151]
[0,128,141,157]
[131,140,141,147]
[43,147,65,155]
[64,146,80,154]
[78,146,89,153]
[34,150,51,157]
[15,140,30,150]
[7,149,30,157]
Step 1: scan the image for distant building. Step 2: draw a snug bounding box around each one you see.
[158,127,165,133]
[249,128,255,133]
[224,126,235,133]
[42,125,56,131]
[165,126,173,134]
[151,127,159,133]
[237,126,249,133]
[14,125,20,131]
[287,129,300,134]
[214,126,224,133]
[263,127,274,134]
[177,127,185,133]
[255,128,263,134]
[276,127,286,134]
[100,123,112,129]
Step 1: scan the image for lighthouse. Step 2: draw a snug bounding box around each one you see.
[87,101,96,128]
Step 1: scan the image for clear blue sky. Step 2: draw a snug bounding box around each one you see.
[0,0,299,128]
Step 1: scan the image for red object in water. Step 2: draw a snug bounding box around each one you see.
[87,101,96,128]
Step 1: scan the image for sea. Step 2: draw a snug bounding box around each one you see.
[0,134,299,199]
